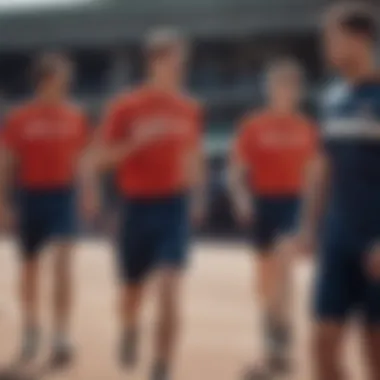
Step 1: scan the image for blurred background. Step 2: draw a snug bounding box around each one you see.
[1,2,380,380]
[0,0,378,236]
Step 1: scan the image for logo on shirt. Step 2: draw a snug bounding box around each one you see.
[131,116,192,142]
[257,131,309,148]
[23,120,77,140]
[323,117,380,139]
[324,82,350,107]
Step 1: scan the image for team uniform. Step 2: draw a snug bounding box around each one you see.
[315,78,380,323]
[0,102,88,258]
[102,86,202,284]
[234,110,317,251]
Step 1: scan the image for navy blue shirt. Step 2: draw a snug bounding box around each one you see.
[321,78,380,238]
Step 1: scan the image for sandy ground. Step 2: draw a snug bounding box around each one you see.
[0,240,365,380]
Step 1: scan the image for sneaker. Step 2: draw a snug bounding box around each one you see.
[50,340,74,369]
[242,366,272,380]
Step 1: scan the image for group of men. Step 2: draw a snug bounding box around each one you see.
[1,2,380,380]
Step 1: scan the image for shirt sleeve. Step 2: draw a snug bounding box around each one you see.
[100,99,130,145]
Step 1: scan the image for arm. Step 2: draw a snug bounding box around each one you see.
[76,103,126,222]
[226,124,252,225]
[77,133,141,222]
[0,115,19,228]
[80,138,142,174]
[79,97,155,177]
[0,145,16,207]
[78,98,157,220]
[227,150,252,225]
[298,152,330,248]
[187,106,208,225]
[77,136,144,214]
[188,141,208,225]
[77,99,129,204]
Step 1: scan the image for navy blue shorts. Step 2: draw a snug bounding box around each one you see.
[18,188,77,259]
[252,195,300,252]
[117,194,190,284]
[314,217,380,324]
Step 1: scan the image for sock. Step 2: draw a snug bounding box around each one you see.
[152,360,169,379]
[124,327,137,342]
[24,324,39,340]
[52,330,71,352]
[264,313,291,357]
[21,324,39,358]
[120,326,139,366]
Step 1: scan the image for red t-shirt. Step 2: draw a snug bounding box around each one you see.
[1,101,89,189]
[102,86,203,198]
[234,109,318,196]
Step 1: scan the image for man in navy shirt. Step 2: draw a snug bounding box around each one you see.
[294,3,380,380]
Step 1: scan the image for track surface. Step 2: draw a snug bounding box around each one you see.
[0,240,365,379]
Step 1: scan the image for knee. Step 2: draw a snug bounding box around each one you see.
[55,260,70,280]
[275,235,295,266]
[255,256,279,293]
[54,245,73,276]
[21,259,39,280]
[124,284,144,307]
[157,270,181,319]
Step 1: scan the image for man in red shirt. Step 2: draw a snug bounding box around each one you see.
[0,53,89,366]
[81,29,205,380]
[228,58,317,379]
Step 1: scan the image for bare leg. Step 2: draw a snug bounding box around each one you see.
[256,251,279,316]
[51,242,74,366]
[121,283,144,331]
[21,258,40,330]
[267,237,295,371]
[246,245,292,379]
[152,268,183,379]
[362,326,380,380]
[20,256,40,361]
[53,242,73,335]
[119,282,145,367]
[312,322,346,380]
[272,236,294,330]
[255,250,280,360]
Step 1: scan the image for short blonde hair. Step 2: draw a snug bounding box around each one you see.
[31,52,72,85]
[266,57,304,82]
[144,27,187,59]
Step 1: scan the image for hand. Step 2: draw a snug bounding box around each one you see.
[366,242,380,280]
[80,187,101,223]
